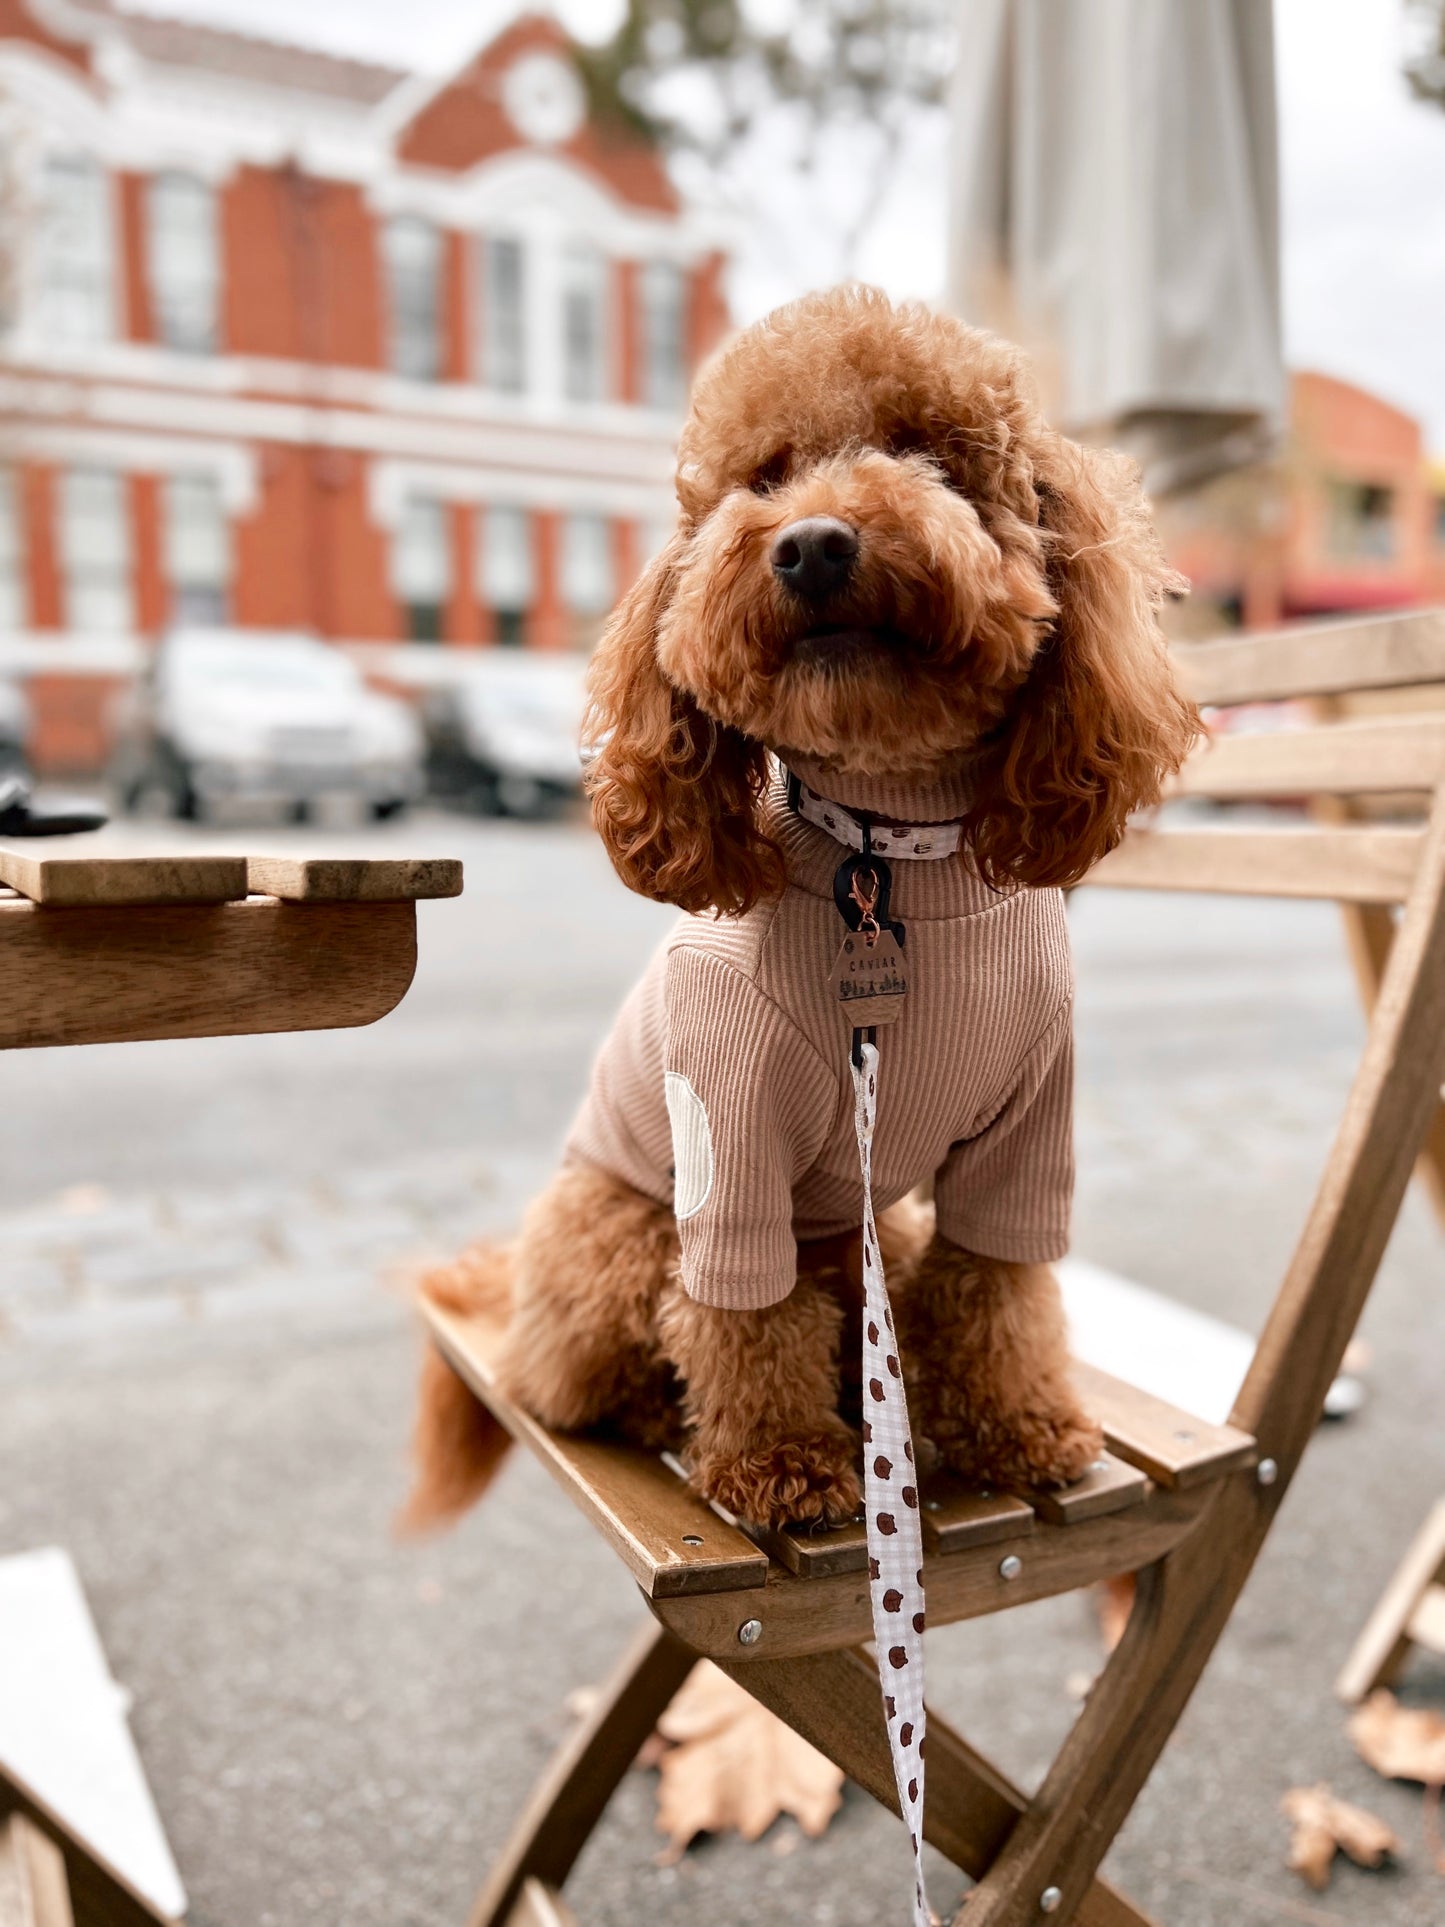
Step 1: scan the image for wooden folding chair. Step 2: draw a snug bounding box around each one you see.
[1174,604,1445,1227]
[424,621,1445,1927]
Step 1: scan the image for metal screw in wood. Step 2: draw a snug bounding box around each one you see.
[1040,1886,1063,1914]
[999,1555,1023,1581]
[1256,1458,1279,1486]
[737,1618,763,1645]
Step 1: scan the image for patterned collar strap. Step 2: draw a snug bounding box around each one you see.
[787,771,964,861]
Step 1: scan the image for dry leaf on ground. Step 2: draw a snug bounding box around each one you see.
[1280,1783,1402,1890]
[1094,1574,1135,1653]
[648,1660,843,1862]
[1349,1691,1445,1786]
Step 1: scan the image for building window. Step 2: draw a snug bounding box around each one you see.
[148,173,219,353]
[1325,480,1396,562]
[0,470,25,629]
[393,495,449,641]
[60,469,131,631]
[561,245,608,403]
[480,236,527,395]
[164,474,228,625]
[639,261,686,409]
[561,513,614,641]
[384,217,442,381]
[478,504,533,646]
[36,155,114,345]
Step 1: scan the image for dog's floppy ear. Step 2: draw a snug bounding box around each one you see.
[584,532,784,916]
[965,436,1200,890]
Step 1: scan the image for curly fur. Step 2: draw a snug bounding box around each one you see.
[586,285,1198,911]
[406,286,1197,1532]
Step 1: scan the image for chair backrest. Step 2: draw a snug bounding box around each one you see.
[1078,605,1445,1478]
[1173,604,1445,708]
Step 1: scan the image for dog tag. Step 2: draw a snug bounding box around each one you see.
[832,928,907,1027]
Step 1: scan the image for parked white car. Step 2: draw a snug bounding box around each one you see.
[423,651,586,818]
[112,630,424,822]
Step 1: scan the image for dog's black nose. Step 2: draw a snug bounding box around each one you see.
[770,517,858,600]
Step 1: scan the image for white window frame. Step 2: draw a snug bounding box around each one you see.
[477,503,534,612]
[163,473,229,626]
[392,494,450,640]
[560,244,609,404]
[384,217,443,382]
[479,234,527,396]
[148,172,220,354]
[59,468,132,633]
[35,153,115,346]
[639,260,687,410]
[561,512,614,617]
[0,469,25,630]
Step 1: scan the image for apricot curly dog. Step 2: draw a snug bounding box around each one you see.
[405,285,1198,1535]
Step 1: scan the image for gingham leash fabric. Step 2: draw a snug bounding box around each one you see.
[851,1038,933,1927]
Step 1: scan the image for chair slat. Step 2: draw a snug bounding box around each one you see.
[0,1815,73,1927]
[1086,826,1421,903]
[1175,606,1445,708]
[759,1478,1038,1578]
[1175,717,1445,798]
[1028,1452,1147,1525]
[1074,1363,1256,1490]
[423,1303,768,1600]
[0,851,247,907]
[654,1485,1214,1660]
[921,1478,1038,1555]
[246,856,463,902]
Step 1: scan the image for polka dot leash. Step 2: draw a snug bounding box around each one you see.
[852,1038,934,1927]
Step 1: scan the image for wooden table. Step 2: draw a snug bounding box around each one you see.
[0,851,461,1051]
[0,846,461,1925]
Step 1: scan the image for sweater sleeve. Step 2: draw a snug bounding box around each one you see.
[933,1001,1075,1263]
[664,945,837,1310]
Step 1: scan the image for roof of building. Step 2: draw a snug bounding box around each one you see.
[18,3,684,214]
[70,1,408,103]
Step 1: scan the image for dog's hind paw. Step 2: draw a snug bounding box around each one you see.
[692,1427,861,1530]
[938,1402,1104,1494]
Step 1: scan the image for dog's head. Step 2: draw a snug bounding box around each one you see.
[587,285,1200,915]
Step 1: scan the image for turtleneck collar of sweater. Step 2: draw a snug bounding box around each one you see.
[762,755,1017,921]
[781,751,978,825]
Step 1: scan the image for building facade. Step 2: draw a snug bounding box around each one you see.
[1167,372,1445,634]
[0,1,729,766]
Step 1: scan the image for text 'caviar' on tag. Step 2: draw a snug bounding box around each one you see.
[831,929,907,1027]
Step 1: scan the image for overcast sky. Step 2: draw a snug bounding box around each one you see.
[117,0,1445,449]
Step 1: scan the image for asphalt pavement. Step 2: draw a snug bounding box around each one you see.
[2,805,1443,1927]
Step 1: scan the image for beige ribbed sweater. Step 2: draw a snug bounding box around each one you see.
[564,758,1074,1310]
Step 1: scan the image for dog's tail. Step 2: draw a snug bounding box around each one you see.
[397,1241,515,1535]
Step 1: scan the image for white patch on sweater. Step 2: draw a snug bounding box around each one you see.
[664,1071,713,1219]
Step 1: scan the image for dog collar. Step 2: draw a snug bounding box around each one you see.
[785,769,964,861]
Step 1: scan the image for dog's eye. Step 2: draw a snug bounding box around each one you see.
[747,449,790,494]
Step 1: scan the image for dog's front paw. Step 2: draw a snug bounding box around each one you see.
[939,1402,1104,1493]
[692,1427,861,1530]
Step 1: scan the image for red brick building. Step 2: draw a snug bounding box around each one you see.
[1168,372,1445,632]
[0,1,730,766]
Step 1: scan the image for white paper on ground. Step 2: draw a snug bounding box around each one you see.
[0,1546,187,1922]
[1058,1256,1255,1426]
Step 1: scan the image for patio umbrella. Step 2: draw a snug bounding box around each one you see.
[947,0,1284,494]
